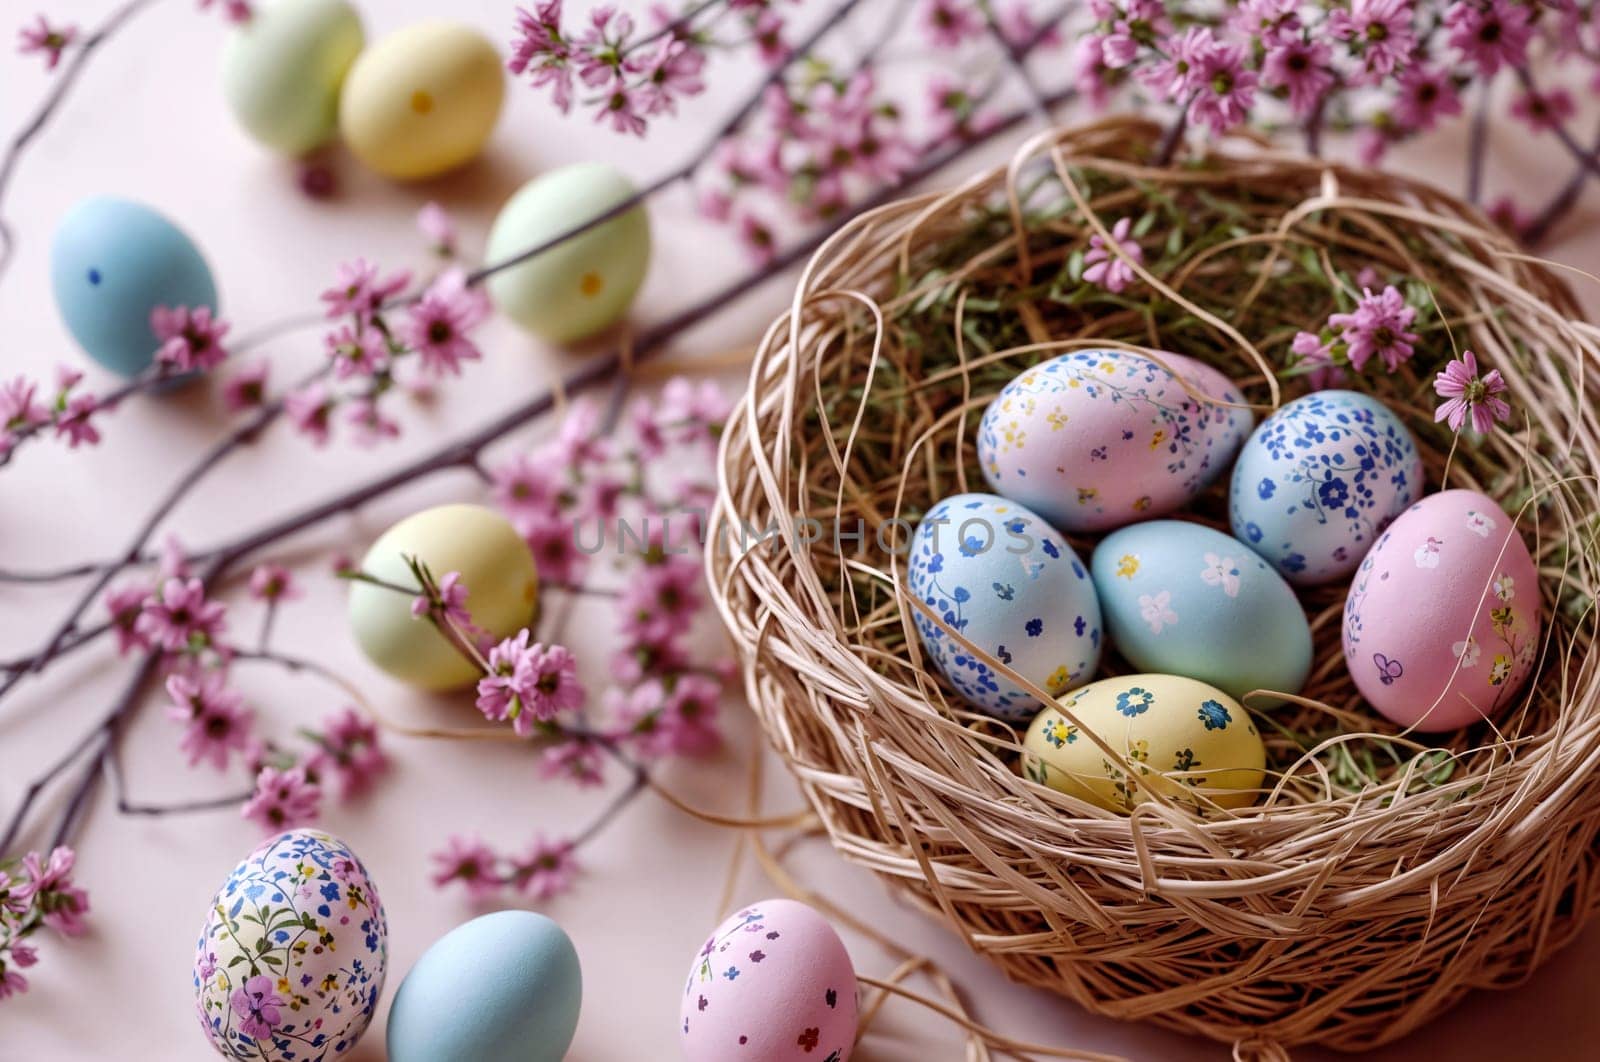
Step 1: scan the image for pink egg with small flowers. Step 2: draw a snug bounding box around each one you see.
[1343,489,1541,732]
[680,899,858,1062]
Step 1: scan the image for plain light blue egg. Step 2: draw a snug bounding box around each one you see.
[388,910,582,1062]
[50,197,218,378]
[1090,520,1311,708]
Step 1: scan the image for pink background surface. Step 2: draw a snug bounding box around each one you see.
[3,2,1599,1059]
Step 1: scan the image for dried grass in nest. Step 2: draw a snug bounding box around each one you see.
[705,115,1600,1056]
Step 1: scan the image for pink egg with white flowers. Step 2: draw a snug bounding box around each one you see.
[1342,489,1541,731]
[680,899,858,1062]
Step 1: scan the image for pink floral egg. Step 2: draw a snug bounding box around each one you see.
[1343,490,1541,731]
[193,829,387,1061]
[680,899,858,1062]
[977,349,1252,533]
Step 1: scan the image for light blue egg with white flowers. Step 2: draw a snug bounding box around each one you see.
[387,910,581,1062]
[907,492,1101,722]
[1229,389,1423,586]
[1091,520,1311,707]
[51,197,218,378]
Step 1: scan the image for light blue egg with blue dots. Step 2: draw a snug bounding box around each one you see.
[51,197,218,378]
[907,492,1101,723]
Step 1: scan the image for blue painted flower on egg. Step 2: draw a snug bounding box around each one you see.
[1229,390,1422,586]
[907,493,1101,722]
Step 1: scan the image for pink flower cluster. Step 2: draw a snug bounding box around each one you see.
[477,631,585,737]
[1,846,90,1002]
[0,368,106,462]
[1290,282,1422,386]
[431,834,578,903]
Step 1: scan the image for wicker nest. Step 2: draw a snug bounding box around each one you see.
[705,116,1600,1056]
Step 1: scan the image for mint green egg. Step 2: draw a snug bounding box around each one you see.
[347,504,539,691]
[485,162,651,344]
[221,0,365,156]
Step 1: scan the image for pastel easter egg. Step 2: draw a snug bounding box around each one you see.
[221,0,365,155]
[1023,674,1265,813]
[1342,489,1541,731]
[339,21,504,179]
[1091,521,1312,707]
[485,163,652,344]
[977,349,1252,533]
[387,911,581,1062]
[681,898,857,1062]
[51,197,218,377]
[347,503,538,690]
[193,830,386,1061]
[907,493,1101,723]
[1230,389,1423,585]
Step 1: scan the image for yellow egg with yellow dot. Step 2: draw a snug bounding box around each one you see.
[338,20,504,180]
[347,504,538,691]
[1021,674,1265,814]
[484,162,652,344]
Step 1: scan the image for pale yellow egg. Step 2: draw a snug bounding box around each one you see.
[1022,674,1265,813]
[338,20,504,180]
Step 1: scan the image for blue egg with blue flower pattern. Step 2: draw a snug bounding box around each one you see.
[51,197,218,378]
[907,492,1101,722]
[1090,520,1311,707]
[1229,390,1422,586]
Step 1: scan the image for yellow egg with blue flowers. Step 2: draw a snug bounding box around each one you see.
[1022,674,1265,813]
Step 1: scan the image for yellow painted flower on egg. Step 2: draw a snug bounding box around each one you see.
[1489,654,1512,685]
[1077,487,1098,504]
[1149,429,1166,450]
[1116,553,1140,578]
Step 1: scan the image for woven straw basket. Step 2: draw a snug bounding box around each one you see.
[705,117,1600,1057]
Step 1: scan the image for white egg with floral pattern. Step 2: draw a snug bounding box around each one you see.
[193,829,387,1062]
[907,492,1102,723]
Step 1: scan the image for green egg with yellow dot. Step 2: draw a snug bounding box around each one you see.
[221,0,366,156]
[484,162,652,344]
[347,503,538,691]
[1021,674,1265,814]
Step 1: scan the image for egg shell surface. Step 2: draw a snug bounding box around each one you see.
[347,503,538,690]
[1230,389,1423,585]
[192,830,386,1062]
[51,197,218,377]
[1343,489,1541,731]
[485,162,652,344]
[386,910,581,1062]
[221,0,365,155]
[907,493,1101,723]
[1091,521,1312,707]
[681,898,857,1062]
[339,20,504,179]
[977,349,1252,533]
[1023,674,1264,813]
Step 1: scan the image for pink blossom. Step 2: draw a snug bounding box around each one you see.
[607,679,671,755]
[1,375,49,446]
[53,393,101,448]
[1100,20,1142,69]
[619,560,702,648]
[241,765,322,832]
[104,583,152,655]
[139,577,226,652]
[509,1,576,112]
[920,0,981,48]
[475,633,584,735]
[221,361,270,412]
[159,534,192,580]
[595,84,647,136]
[247,564,297,602]
[645,377,730,452]
[659,672,723,756]
[1262,39,1334,118]
[398,270,488,377]
[413,569,474,630]
[1141,25,1218,100]
[1328,286,1420,372]
[998,2,1062,51]
[1393,65,1462,132]
[150,305,230,373]
[165,671,254,770]
[285,383,334,446]
[1075,35,1112,110]
[1445,0,1533,77]
[320,258,411,322]
[508,837,578,900]
[345,398,400,447]
[417,201,457,256]
[1291,331,1346,391]
[1329,0,1417,81]
[518,511,588,587]
[1487,195,1531,237]
[431,835,502,899]
[17,15,75,70]
[1434,350,1511,434]
[16,847,90,937]
[0,969,26,1000]
[1188,39,1258,134]
[491,452,562,515]
[1230,0,1301,44]
[638,37,705,116]
[198,0,254,23]
[736,211,777,265]
[305,707,388,799]
[752,10,787,66]
[229,975,283,1041]
[538,739,606,787]
[1510,88,1576,132]
[550,398,612,468]
[1083,216,1144,294]
[324,323,389,379]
